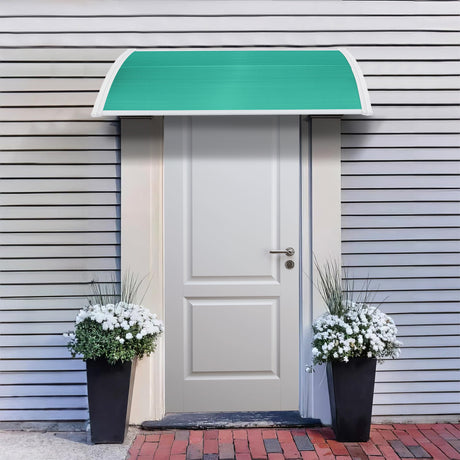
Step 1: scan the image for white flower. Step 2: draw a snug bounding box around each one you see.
[67,300,165,361]
[311,302,401,365]
[94,312,105,323]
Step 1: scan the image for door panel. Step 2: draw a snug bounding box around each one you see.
[188,298,279,374]
[165,116,300,412]
[190,117,279,278]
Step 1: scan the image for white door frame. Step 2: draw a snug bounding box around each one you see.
[120,116,341,424]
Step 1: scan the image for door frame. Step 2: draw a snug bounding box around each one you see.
[120,116,341,424]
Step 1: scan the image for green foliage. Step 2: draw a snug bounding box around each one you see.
[65,273,162,365]
[314,258,379,316]
[88,270,149,306]
[67,317,159,365]
[314,259,348,316]
[312,304,402,364]
[312,258,401,365]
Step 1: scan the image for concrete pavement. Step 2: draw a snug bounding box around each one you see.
[1,426,139,460]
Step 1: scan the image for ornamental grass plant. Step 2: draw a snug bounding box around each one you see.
[312,260,401,365]
[64,273,164,365]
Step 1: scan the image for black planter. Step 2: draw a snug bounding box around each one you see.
[86,358,136,444]
[327,357,377,442]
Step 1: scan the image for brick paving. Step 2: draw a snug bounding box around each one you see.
[127,424,460,460]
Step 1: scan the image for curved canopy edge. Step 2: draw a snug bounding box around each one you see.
[92,49,372,117]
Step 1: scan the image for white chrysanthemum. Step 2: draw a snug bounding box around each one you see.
[65,300,165,362]
[312,302,401,365]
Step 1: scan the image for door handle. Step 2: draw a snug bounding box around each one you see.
[269,247,295,257]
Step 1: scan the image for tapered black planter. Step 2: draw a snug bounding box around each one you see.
[327,357,377,442]
[86,358,136,444]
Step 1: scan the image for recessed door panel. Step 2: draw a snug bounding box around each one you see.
[188,298,279,374]
[190,117,279,279]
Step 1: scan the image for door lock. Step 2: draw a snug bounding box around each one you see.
[285,260,295,270]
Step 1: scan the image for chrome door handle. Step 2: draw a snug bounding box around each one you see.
[269,247,295,257]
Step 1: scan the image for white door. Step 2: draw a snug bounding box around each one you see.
[164,116,300,412]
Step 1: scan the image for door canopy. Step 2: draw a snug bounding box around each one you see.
[92,49,372,117]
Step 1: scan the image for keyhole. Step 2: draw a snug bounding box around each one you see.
[285,260,295,269]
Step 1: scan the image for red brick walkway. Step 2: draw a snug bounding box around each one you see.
[127,423,460,459]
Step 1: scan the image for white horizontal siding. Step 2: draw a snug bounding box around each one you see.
[339,0,459,417]
[0,207,119,218]
[392,336,459,347]
[0,122,119,136]
[0,297,94,311]
[1,151,119,164]
[0,335,73,347]
[4,1,460,15]
[2,31,459,48]
[0,193,120,206]
[342,134,460,148]
[0,410,89,422]
[342,148,460,161]
[0,108,116,121]
[372,404,460,417]
[343,120,460,134]
[1,257,119,271]
[1,3,121,423]
[0,164,119,177]
[0,385,87,397]
[375,370,459,383]
[3,15,460,32]
[2,347,73,359]
[0,397,87,410]
[374,393,459,405]
[0,271,119,284]
[2,45,460,61]
[1,0,458,423]
[1,136,118,150]
[0,246,119,258]
[342,175,459,188]
[375,381,460,393]
[344,265,460,279]
[0,360,85,372]
[0,179,120,193]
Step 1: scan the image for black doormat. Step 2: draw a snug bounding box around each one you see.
[141,411,321,430]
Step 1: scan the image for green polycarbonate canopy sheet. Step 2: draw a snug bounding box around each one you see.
[98,50,368,114]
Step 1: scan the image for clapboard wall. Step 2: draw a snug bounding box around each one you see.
[1,0,459,423]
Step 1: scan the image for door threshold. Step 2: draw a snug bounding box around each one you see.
[141,411,321,430]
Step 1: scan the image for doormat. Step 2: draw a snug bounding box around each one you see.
[141,411,321,430]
